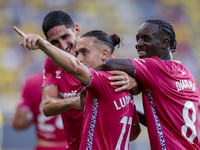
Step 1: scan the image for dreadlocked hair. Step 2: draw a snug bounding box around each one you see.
[145,19,177,53]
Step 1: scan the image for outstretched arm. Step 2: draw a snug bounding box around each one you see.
[13,26,90,85]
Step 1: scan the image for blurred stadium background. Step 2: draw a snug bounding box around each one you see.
[0,0,200,149]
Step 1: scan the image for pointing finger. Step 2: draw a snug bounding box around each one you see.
[13,26,26,37]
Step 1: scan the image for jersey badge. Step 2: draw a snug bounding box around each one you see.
[55,70,61,79]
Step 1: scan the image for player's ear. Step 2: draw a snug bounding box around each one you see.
[161,38,170,49]
[101,49,109,61]
[74,24,81,37]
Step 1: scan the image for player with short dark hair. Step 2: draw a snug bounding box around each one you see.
[40,10,83,150]
[42,10,75,39]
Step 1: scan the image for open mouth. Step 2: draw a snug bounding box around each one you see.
[66,45,72,52]
[138,51,147,58]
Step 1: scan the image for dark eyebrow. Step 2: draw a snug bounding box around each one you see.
[49,39,58,44]
[49,33,70,43]
[77,47,89,53]
[61,33,70,38]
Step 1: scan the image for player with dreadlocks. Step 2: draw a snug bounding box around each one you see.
[96,18,199,150]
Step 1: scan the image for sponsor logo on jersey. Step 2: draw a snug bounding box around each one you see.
[59,90,80,98]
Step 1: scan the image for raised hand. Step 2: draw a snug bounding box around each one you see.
[108,70,141,94]
[13,26,47,50]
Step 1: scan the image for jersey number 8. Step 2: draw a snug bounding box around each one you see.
[181,101,197,144]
